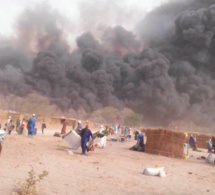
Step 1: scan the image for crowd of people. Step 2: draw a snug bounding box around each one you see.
[1,114,47,137]
[188,134,215,153]
[59,118,145,155]
[4,114,214,157]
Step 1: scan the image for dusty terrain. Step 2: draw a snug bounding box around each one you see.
[0,129,215,195]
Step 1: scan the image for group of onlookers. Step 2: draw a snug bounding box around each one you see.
[206,137,215,153]
[189,134,215,153]
[1,114,47,137]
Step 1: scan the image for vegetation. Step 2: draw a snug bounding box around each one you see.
[16,168,48,195]
[124,113,143,127]
[100,107,120,124]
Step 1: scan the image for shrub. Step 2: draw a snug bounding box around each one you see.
[124,113,143,127]
[17,168,48,195]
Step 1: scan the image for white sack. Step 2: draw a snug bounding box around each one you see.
[143,167,165,176]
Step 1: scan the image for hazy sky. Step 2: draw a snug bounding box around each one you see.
[0,0,168,36]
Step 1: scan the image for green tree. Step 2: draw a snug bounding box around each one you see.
[124,113,143,127]
[100,107,120,124]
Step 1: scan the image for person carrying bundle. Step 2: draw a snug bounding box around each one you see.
[80,125,93,156]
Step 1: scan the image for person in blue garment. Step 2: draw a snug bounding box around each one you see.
[129,130,145,152]
[27,114,36,137]
[80,125,93,156]
[137,130,145,152]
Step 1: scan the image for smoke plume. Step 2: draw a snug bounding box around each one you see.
[1,0,215,130]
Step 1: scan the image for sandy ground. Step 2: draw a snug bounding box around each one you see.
[0,129,215,195]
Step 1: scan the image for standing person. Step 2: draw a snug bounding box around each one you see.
[5,116,12,132]
[137,130,145,152]
[212,137,215,154]
[134,130,139,140]
[117,125,121,135]
[99,125,104,134]
[16,118,21,134]
[189,134,197,150]
[8,119,15,135]
[60,117,68,135]
[41,121,46,134]
[27,114,36,137]
[206,139,213,153]
[76,120,82,134]
[124,127,129,136]
[115,124,118,134]
[80,125,93,156]
[0,129,6,155]
[5,116,14,135]
[20,118,26,135]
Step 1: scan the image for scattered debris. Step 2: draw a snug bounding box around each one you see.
[68,150,74,155]
[206,153,214,164]
[197,156,206,160]
[53,132,61,137]
[183,155,189,160]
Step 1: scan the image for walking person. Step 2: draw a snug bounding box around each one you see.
[80,125,93,156]
[60,117,68,135]
[41,121,46,134]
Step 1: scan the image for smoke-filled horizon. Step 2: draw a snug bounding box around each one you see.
[1,0,215,130]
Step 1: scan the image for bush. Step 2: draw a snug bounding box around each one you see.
[100,107,120,124]
[124,113,143,127]
[16,168,48,195]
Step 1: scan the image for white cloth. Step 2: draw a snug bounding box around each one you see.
[97,136,107,148]
[99,127,104,134]
[0,129,6,142]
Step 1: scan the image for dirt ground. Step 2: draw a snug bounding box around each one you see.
[0,129,215,195]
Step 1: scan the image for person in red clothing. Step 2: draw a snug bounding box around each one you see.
[20,118,26,135]
[60,117,68,135]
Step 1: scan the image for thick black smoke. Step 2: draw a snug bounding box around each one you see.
[2,1,215,130]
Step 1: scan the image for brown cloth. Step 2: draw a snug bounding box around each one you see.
[61,121,68,135]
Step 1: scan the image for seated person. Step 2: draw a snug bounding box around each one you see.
[130,130,145,152]
[137,131,145,151]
